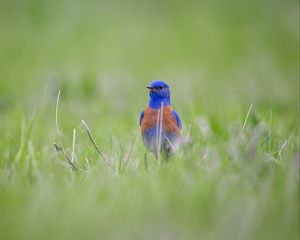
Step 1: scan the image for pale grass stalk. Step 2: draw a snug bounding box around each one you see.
[277,140,288,160]
[55,90,61,136]
[269,109,272,154]
[53,89,77,171]
[156,102,164,161]
[159,102,164,154]
[71,128,76,164]
[164,134,176,152]
[230,104,254,160]
[156,108,160,160]
[242,103,253,132]
[85,157,91,171]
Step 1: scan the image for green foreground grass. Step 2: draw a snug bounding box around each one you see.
[0,0,299,239]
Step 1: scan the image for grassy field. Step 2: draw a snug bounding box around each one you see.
[0,0,299,239]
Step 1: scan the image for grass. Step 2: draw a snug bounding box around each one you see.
[0,0,299,239]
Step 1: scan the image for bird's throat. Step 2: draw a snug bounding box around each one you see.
[149,96,171,109]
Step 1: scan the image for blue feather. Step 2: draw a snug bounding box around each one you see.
[139,111,145,125]
[172,110,182,129]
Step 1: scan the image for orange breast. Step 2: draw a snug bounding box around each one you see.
[141,106,180,135]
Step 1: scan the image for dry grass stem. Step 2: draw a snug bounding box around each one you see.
[81,120,113,169]
[53,142,78,171]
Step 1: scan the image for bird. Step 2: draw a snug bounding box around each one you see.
[140,80,182,159]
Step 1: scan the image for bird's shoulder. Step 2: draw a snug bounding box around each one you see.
[171,110,182,129]
[140,107,158,133]
[139,111,145,125]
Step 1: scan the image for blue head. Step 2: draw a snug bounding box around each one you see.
[147,80,171,109]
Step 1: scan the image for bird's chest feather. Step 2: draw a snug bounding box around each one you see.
[141,106,180,135]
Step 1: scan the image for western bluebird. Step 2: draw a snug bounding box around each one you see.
[140,80,182,158]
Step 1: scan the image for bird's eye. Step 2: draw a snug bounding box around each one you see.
[158,86,164,90]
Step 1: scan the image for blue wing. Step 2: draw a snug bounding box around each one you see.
[172,110,182,129]
[139,111,145,125]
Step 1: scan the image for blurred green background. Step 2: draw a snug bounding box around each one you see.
[0,0,297,114]
[0,0,298,239]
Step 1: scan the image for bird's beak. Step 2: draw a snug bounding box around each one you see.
[147,86,154,90]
